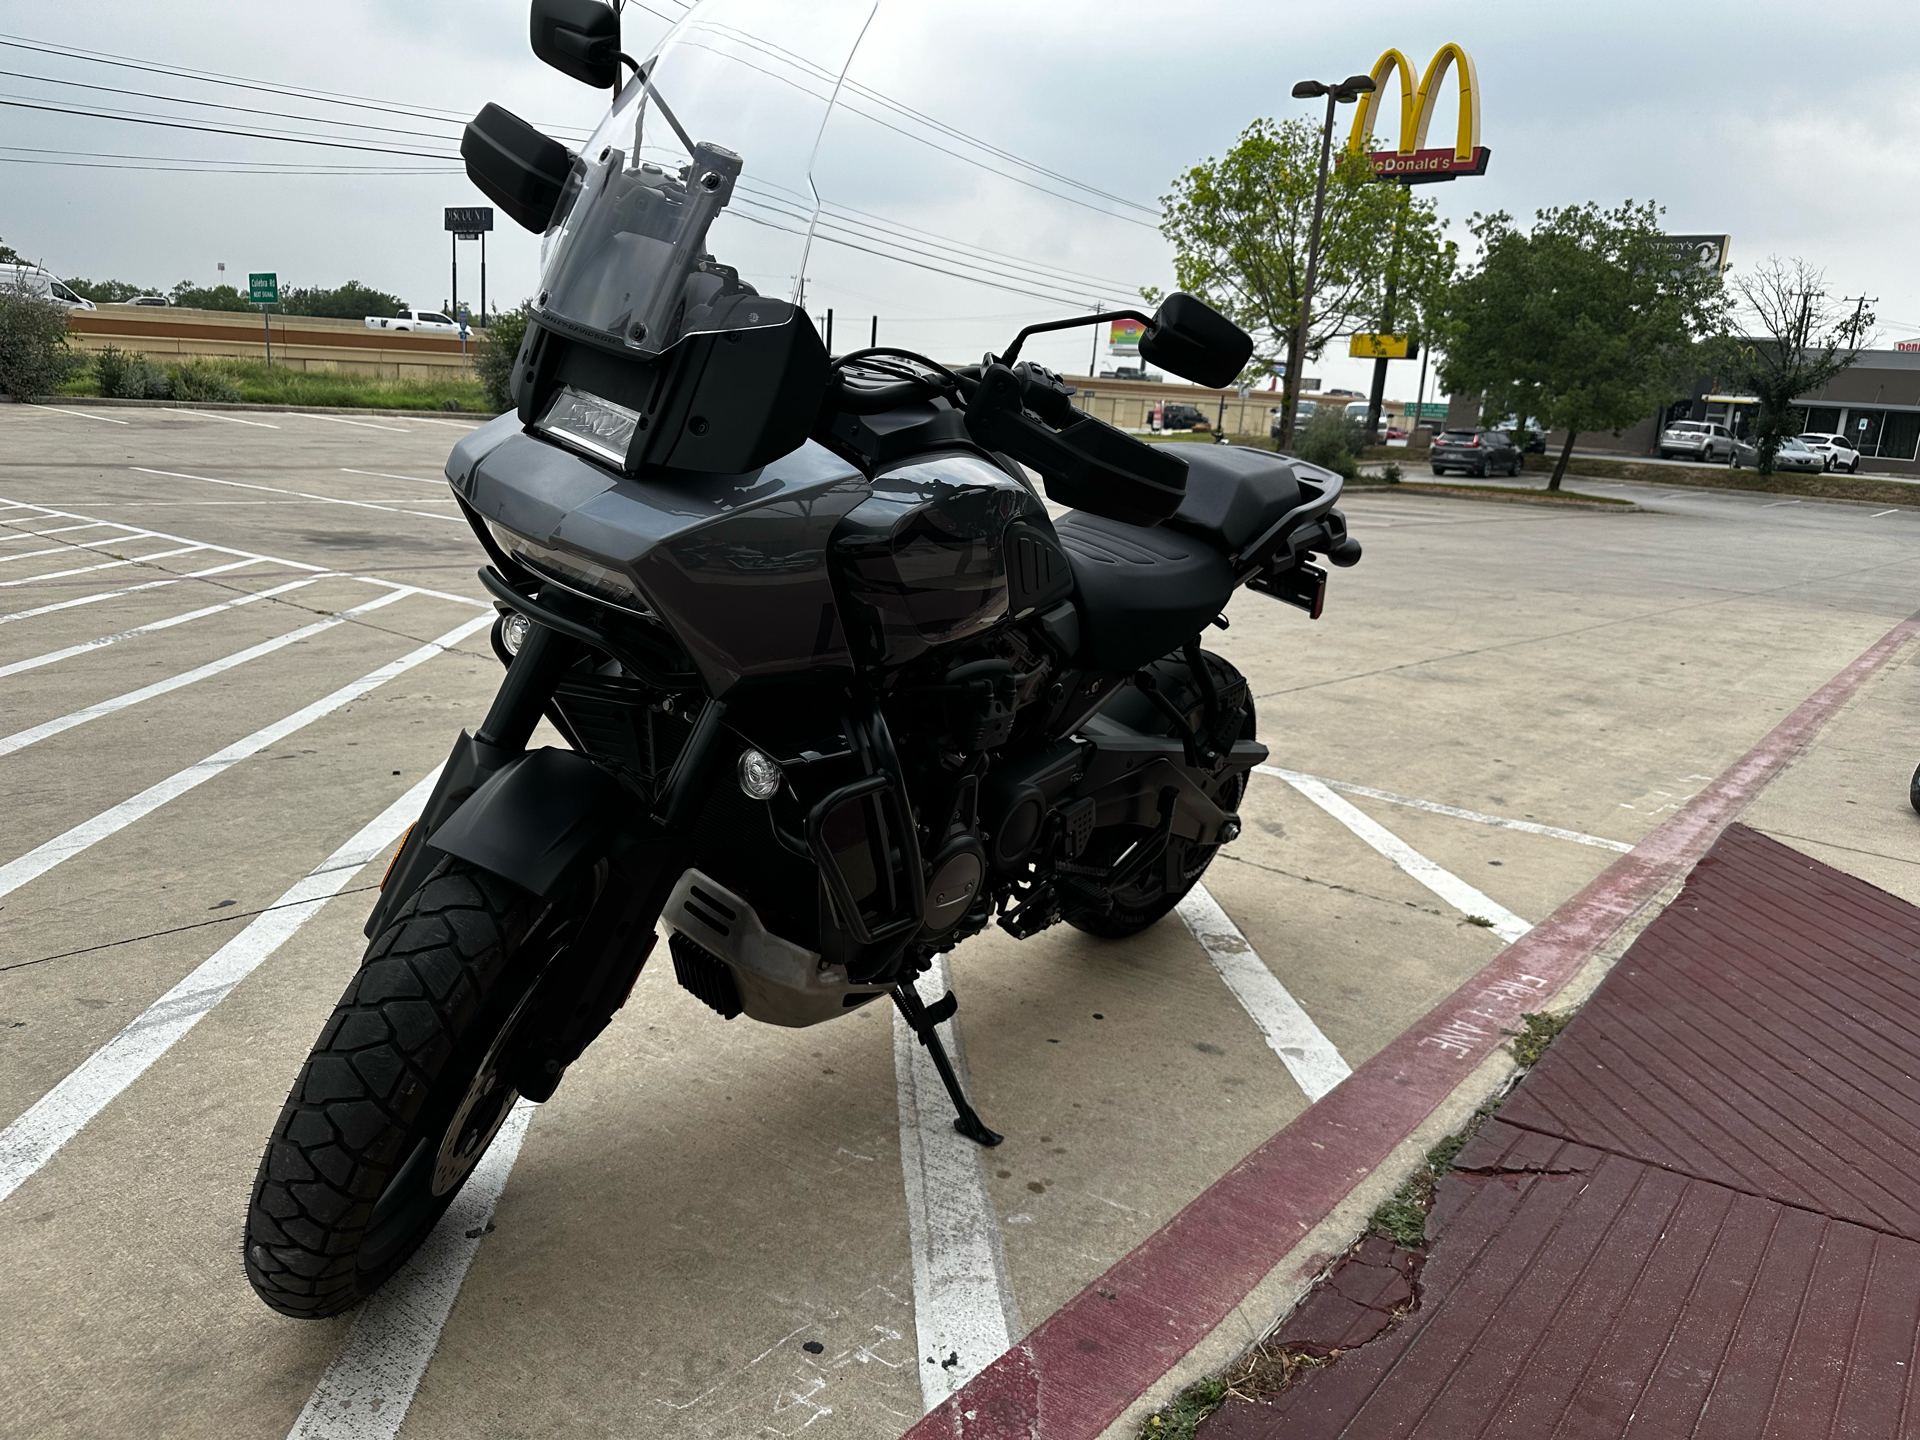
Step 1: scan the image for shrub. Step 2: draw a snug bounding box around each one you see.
[476,301,529,413]
[1293,403,1362,479]
[94,346,173,399]
[1380,460,1403,484]
[0,287,84,400]
[168,359,242,402]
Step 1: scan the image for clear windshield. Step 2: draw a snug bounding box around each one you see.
[535,0,878,357]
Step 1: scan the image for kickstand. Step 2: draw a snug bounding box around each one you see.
[891,983,1004,1147]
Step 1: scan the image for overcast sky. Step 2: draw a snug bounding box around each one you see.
[3,0,1916,399]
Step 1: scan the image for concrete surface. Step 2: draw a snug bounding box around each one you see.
[1,404,1917,1439]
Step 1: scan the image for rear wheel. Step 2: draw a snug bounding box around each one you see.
[1910,761,1920,815]
[1064,652,1256,940]
[243,858,548,1318]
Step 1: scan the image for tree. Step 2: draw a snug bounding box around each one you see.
[1157,117,1448,442]
[1439,201,1726,489]
[280,281,405,319]
[0,237,25,265]
[1714,257,1870,475]
[64,277,150,304]
[0,288,83,400]
[168,282,256,312]
[475,301,530,413]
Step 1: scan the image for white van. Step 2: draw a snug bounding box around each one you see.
[0,264,95,310]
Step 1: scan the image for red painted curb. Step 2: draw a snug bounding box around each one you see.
[907,610,1920,1440]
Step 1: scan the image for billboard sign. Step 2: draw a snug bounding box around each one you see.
[1348,45,1490,185]
[1109,318,1145,354]
[1660,234,1732,271]
[445,206,495,236]
[1896,341,1920,353]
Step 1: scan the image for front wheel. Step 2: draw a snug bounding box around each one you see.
[244,858,547,1318]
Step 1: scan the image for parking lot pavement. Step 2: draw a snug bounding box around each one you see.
[1,406,1918,1439]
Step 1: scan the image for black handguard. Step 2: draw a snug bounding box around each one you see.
[962,361,1188,527]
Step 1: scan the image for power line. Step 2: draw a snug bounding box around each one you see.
[0,144,455,174]
[0,154,460,175]
[0,95,460,159]
[0,67,474,142]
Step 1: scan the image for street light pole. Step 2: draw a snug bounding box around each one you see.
[1279,73,1375,451]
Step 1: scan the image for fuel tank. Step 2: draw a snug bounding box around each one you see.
[830,451,1072,669]
[447,418,1075,693]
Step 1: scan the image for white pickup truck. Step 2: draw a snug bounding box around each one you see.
[365,308,461,333]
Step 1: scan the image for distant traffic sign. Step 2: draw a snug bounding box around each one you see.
[248,272,278,305]
[445,207,495,234]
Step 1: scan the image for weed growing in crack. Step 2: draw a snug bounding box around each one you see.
[1508,1010,1570,1068]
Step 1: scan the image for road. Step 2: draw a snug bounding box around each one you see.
[1,403,1917,1439]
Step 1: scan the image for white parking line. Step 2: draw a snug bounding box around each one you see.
[0,576,326,680]
[402,416,485,430]
[0,613,491,901]
[0,522,115,541]
[0,543,206,589]
[0,770,442,1206]
[1259,766,1631,853]
[0,546,82,566]
[0,559,262,627]
[302,414,412,433]
[0,498,487,609]
[1176,885,1351,1102]
[1268,772,1533,942]
[1765,499,1801,508]
[1872,509,1898,518]
[894,954,1019,1410]
[0,589,410,757]
[287,1100,534,1440]
[131,468,463,525]
[33,406,129,425]
[340,468,446,487]
[164,408,280,429]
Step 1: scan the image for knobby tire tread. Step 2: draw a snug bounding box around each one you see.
[243,858,537,1318]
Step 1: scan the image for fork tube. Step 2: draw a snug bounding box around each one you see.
[475,622,574,755]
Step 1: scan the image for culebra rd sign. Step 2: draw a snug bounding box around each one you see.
[1348,43,1490,184]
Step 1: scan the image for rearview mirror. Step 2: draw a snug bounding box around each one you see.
[531,0,622,89]
[1141,293,1253,390]
[462,104,573,232]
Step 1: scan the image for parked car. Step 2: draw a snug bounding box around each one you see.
[1798,432,1862,473]
[1731,435,1824,473]
[1431,427,1522,477]
[0,264,95,310]
[1155,403,1210,432]
[127,294,171,306]
[365,308,461,333]
[1268,399,1317,439]
[1657,419,1735,462]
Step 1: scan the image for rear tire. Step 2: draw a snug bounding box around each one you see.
[243,858,546,1318]
[1064,653,1256,940]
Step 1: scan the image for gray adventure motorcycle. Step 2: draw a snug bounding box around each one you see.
[243,0,1360,1317]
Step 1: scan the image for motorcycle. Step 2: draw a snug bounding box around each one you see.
[242,0,1360,1318]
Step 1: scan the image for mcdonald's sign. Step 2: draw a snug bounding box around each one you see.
[1347,43,1490,184]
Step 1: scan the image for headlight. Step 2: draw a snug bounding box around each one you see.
[536,384,639,467]
[485,517,653,615]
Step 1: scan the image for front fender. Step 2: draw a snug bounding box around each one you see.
[428,747,629,897]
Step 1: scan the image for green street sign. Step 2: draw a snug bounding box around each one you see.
[249,272,278,305]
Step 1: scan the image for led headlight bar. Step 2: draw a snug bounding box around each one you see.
[484,517,653,615]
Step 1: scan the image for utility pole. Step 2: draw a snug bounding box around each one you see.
[1842,295,1877,346]
[1089,301,1103,377]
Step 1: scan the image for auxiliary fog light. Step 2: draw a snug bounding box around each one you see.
[500,610,532,656]
[737,748,784,800]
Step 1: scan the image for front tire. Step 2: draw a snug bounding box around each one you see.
[244,858,546,1318]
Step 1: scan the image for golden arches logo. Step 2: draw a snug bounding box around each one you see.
[1346,44,1490,184]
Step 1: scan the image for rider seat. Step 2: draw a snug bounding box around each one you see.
[1053,447,1308,674]
[1053,511,1235,673]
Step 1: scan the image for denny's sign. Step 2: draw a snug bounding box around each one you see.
[1347,43,1490,184]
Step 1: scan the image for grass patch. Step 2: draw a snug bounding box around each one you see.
[1508,1010,1570,1068]
[1519,453,1920,506]
[62,355,491,412]
[1366,1127,1481,1250]
[1141,1376,1230,1439]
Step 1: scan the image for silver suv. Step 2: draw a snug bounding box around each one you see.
[1658,420,1733,462]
